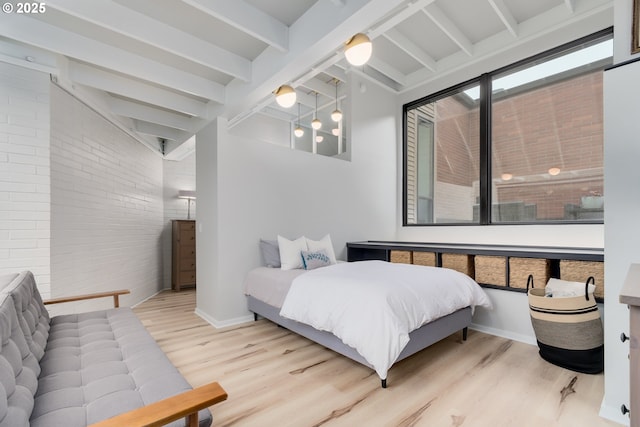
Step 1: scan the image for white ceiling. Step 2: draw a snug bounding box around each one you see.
[0,0,613,158]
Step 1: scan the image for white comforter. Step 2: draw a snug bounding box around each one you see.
[279,260,492,380]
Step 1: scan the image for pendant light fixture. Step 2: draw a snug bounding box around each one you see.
[331,79,342,122]
[294,102,304,138]
[548,167,561,176]
[274,84,296,108]
[344,33,372,66]
[315,135,324,143]
[332,128,340,136]
[311,92,322,130]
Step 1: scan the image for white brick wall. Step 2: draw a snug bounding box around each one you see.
[162,152,195,288]
[0,62,51,297]
[50,84,164,313]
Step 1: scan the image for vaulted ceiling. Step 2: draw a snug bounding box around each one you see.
[0,0,613,158]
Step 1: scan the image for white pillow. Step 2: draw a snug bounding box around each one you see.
[277,235,308,270]
[306,234,337,265]
[545,277,596,298]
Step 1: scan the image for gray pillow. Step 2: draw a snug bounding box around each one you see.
[260,239,281,268]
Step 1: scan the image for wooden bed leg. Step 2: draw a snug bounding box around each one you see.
[381,379,387,388]
[462,327,468,341]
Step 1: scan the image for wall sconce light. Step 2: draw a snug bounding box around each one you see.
[315,135,324,143]
[500,173,513,181]
[274,85,296,108]
[345,33,372,66]
[178,190,196,220]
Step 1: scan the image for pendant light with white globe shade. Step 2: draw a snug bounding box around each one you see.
[331,79,342,122]
[274,84,296,108]
[344,33,372,66]
[311,92,322,130]
[294,103,304,138]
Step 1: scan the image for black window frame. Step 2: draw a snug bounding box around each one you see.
[402,27,612,227]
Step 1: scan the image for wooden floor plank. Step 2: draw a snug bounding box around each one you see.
[133,290,619,426]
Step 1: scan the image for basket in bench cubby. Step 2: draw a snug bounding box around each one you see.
[442,253,474,277]
[412,251,436,267]
[560,260,605,300]
[475,255,507,287]
[390,250,412,264]
[509,257,551,290]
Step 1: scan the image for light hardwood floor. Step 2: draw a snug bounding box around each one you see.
[133,290,621,427]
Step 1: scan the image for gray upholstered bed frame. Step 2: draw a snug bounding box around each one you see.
[247,295,471,388]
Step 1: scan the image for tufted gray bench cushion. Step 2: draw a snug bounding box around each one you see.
[0,292,39,427]
[0,271,213,427]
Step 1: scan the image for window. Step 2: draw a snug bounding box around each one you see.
[405,82,480,224]
[404,29,611,225]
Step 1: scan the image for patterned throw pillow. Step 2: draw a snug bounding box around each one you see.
[301,249,332,270]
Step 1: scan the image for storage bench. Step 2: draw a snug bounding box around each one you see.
[0,271,227,427]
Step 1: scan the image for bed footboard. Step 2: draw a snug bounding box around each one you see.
[247,296,472,388]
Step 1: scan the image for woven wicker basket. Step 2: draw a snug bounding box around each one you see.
[560,260,605,300]
[475,255,507,286]
[509,257,550,289]
[442,253,474,277]
[390,250,412,264]
[412,251,436,267]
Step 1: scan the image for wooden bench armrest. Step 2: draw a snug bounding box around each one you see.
[88,381,227,427]
[43,289,130,308]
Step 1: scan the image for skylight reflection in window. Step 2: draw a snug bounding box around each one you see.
[463,39,613,101]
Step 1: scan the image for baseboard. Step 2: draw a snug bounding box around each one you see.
[470,323,537,346]
[195,307,254,329]
[130,289,167,308]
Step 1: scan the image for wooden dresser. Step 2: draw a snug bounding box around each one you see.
[171,219,196,291]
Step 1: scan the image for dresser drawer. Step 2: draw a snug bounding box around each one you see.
[178,229,195,245]
[178,270,196,285]
[180,248,196,259]
[179,257,196,272]
[178,221,195,232]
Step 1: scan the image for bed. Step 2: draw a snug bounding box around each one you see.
[244,260,491,388]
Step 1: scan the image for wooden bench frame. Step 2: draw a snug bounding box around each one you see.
[43,289,228,427]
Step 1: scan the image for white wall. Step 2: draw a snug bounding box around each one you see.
[0,62,51,297]
[231,114,290,148]
[195,119,220,322]
[613,0,636,63]
[600,1,640,422]
[195,72,397,324]
[162,152,196,288]
[50,84,165,313]
[602,57,639,427]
